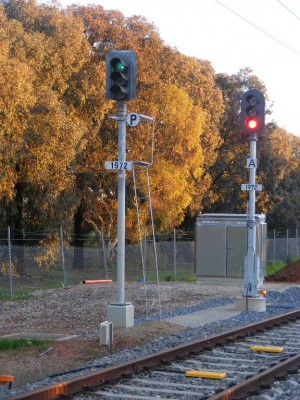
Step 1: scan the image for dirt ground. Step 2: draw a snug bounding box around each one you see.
[0,320,185,388]
[265,259,300,283]
[1,262,299,389]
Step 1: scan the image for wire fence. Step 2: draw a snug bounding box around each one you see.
[0,227,195,300]
[267,229,300,264]
[0,227,299,300]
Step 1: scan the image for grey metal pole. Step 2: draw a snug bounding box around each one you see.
[244,136,259,297]
[8,226,13,300]
[296,229,299,258]
[173,229,177,280]
[60,227,66,287]
[107,101,134,327]
[101,230,108,280]
[116,101,127,304]
[273,229,276,263]
[286,229,289,262]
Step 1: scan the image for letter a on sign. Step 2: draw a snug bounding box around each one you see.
[247,158,257,168]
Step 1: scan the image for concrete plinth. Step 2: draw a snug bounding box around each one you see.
[235,297,266,312]
[107,303,134,328]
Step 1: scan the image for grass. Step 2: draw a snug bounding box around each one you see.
[287,256,300,264]
[0,258,292,303]
[266,261,286,276]
[0,287,36,302]
[136,267,197,283]
[135,266,192,279]
[0,263,196,302]
[0,265,108,301]
[0,338,50,353]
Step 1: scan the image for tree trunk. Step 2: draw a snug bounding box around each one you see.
[11,181,26,276]
[73,204,85,270]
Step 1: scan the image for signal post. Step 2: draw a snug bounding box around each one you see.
[105,50,136,327]
[236,89,266,312]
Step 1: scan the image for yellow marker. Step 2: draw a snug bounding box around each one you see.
[185,370,227,379]
[250,345,284,353]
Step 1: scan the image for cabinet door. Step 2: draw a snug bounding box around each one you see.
[226,225,247,277]
[195,224,226,276]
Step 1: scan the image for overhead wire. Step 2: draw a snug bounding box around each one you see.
[276,0,300,22]
[213,0,300,58]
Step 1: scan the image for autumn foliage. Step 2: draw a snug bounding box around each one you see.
[0,0,299,251]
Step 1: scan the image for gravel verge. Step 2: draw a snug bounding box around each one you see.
[1,282,299,399]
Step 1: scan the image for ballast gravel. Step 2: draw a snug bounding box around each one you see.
[2,284,300,400]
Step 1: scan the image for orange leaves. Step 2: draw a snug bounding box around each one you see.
[0,1,224,235]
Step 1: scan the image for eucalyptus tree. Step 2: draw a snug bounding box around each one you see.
[0,0,91,272]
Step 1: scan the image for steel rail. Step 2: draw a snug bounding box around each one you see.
[208,353,300,400]
[8,308,300,400]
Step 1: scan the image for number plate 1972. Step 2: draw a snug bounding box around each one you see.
[105,161,133,170]
[241,184,262,191]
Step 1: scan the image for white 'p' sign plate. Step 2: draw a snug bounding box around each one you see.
[126,112,140,126]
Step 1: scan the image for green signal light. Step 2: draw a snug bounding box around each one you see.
[106,50,136,100]
[111,58,127,72]
[115,61,126,72]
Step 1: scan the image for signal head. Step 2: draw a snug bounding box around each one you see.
[240,89,265,137]
[106,50,137,101]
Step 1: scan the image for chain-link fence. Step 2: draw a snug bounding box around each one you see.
[267,229,300,263]
[0,227,298,300]
[0,228,195,300]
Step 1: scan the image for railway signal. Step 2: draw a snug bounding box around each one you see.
[240,89,266,306]
[240,89,265,135]
[106,50,137,101]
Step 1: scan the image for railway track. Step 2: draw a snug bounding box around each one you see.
[8,309,300,400]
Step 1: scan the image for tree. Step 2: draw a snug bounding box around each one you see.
[156,50,224,216]
[258,128,300,230]
[129,83,205,233]
[0,0,92,272]
[72,5,212,238]
[2,0,299,277]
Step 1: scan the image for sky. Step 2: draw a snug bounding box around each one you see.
[59,0,300,137]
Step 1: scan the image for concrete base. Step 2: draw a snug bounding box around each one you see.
[107,303,134,328]
[235,297,266,312]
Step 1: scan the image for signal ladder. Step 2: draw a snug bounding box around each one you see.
[132,161,161,320]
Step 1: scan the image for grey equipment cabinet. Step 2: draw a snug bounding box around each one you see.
[195,214,267,279]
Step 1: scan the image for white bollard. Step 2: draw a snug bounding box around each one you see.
[99,321,113,351]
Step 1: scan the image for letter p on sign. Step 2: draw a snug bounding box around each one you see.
[126,112,140,126]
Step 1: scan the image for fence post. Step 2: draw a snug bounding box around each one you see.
[286,229,289,262]
[144,227,147,280]
[8,226,13,300]
[273,229,276,263]
[296,229,299,259]
[101,230,108,280]
[173,229,177,280]
[60,227,66,287]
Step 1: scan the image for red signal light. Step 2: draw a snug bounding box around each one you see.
[246,118,258,130]
[240,89,265,136]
